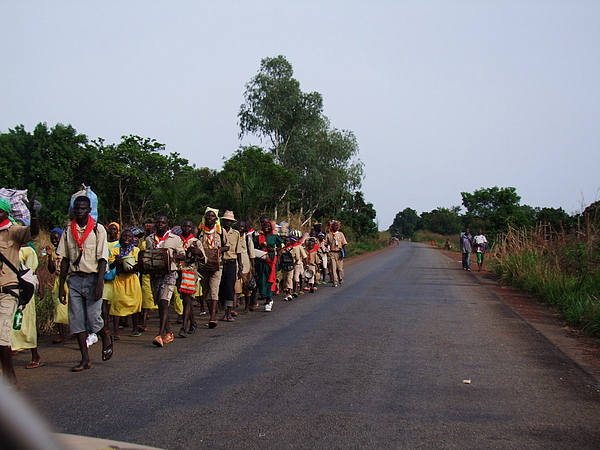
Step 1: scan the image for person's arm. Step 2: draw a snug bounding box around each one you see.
[47,248,56,274]
[58,257,70,305]
[23,194,40,239]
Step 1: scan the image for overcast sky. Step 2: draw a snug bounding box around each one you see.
[3,1,599,229]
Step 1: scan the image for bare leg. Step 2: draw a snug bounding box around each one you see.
[0,346,18,387]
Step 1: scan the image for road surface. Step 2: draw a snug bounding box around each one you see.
[14,242,600,449]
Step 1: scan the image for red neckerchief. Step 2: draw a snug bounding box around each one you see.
[180,233,194,249]
[282,241,301,251]
[71,216,95,252]
[0,218,10,228]
[154,230,170,246]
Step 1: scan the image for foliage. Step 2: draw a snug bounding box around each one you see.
[492,223,600,337]
[238,55,364,222]
[215,145,295,221]
[461,186,534,236]
[0,123,90,227]
[419,206,462,236]
[88,135,202,225]
[388,207,420,238]
[336,191,378,239]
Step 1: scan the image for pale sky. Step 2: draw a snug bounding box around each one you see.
[3,1,599,229]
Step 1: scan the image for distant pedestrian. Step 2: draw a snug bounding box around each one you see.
[472,229,488,271]
[459,228,473,271]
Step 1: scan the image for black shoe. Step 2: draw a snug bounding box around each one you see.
[188,322,198,335]
[178,327,188,338]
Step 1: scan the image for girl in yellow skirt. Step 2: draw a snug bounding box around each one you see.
[47,228,69,344]
[108,229,143,337]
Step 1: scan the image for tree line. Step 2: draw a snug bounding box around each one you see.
[389,186,597,239]
[0,56,377,239]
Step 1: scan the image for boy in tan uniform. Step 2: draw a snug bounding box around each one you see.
[325,221,348,287]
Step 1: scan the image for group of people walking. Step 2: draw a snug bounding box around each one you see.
[459,228,488,271]
[0,194,349,387]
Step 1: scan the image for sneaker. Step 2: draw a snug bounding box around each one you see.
[152,335,164,347]
[264,300,273,312]
[86,333,98,348]
[339,279,343,284]
[178,328,188,338]
[163,333,175,344]
[332,283,338,288]
[199,311,207,316]
[188,321,198,334]
[292,292,298,298]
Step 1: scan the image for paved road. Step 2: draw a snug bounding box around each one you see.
[15,242,600,449]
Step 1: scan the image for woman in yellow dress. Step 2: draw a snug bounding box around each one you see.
[108,229,143,337]
[11,243,43,369]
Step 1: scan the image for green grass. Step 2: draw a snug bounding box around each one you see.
[492,226,600,337]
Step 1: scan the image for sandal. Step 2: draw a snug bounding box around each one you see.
[204,320,218,328]
[25,361,45,369]
[242,310,250,315]
[71,361,92,372]
[52,338,66,344]
[102,336,114,361]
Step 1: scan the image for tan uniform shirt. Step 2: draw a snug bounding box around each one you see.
[222,228,241,261]
[0,224,32,288]
[56,222,108,274]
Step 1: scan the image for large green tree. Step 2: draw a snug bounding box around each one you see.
[420,206,462,235]
[238,55,364,223]
[215,145,294,221]
[388,207,420,238]
[461,186,534,235]
[0,122,90,227]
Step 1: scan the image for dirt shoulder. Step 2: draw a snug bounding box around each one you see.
[439,247,600,386]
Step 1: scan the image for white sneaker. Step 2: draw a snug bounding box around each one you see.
[86,333,98,348]
[332,283,338,288]
[265,300,273,312]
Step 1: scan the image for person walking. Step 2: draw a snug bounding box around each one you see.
[472,229,488,271]
[0,196,39,387]
[57,196,113,372]
[459,228,473,271]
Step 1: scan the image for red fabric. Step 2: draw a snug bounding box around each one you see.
[0,218,10,228]
[71,216,95,250]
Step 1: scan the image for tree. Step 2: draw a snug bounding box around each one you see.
[0,123,90,227]
[89,135,194,225]
[420,207,462,235]
[238,55,364,223]
[215,146,295,221]
[238,55,323,161]
[388,208,420,238]
[337,191,378,239]
[461,186,534,236]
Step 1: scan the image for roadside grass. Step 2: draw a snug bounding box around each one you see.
[491,223,600,337]
[414,230,461,252]
[346,231,391,257]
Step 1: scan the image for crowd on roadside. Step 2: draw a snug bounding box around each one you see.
[0,193,349,387]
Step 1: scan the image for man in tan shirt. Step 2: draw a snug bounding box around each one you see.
[58,196,113,372]
[218,211,242,321]
[325,220,348,287]
[0,196,39,388]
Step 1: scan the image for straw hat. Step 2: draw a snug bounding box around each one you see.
[221,210,236,221]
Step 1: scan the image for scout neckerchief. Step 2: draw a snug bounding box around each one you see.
[202,225,219,249]
[0,218,11,230]
[154,230,171,248]
[180,233,195,249]
[70,215,96,267]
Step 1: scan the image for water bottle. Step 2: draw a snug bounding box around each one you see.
[13,307,23,330]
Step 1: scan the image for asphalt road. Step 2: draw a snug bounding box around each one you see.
[14,242,600,449]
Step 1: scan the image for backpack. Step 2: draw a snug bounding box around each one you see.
[280,250,294,271]
[0,253,39,306]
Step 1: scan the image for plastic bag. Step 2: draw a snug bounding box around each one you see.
[69,185,98,222]
[0,188,31,224]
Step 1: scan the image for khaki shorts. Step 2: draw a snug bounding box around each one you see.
[199,268,222,301]
[150,272,178,304]
[0,291,18,346]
